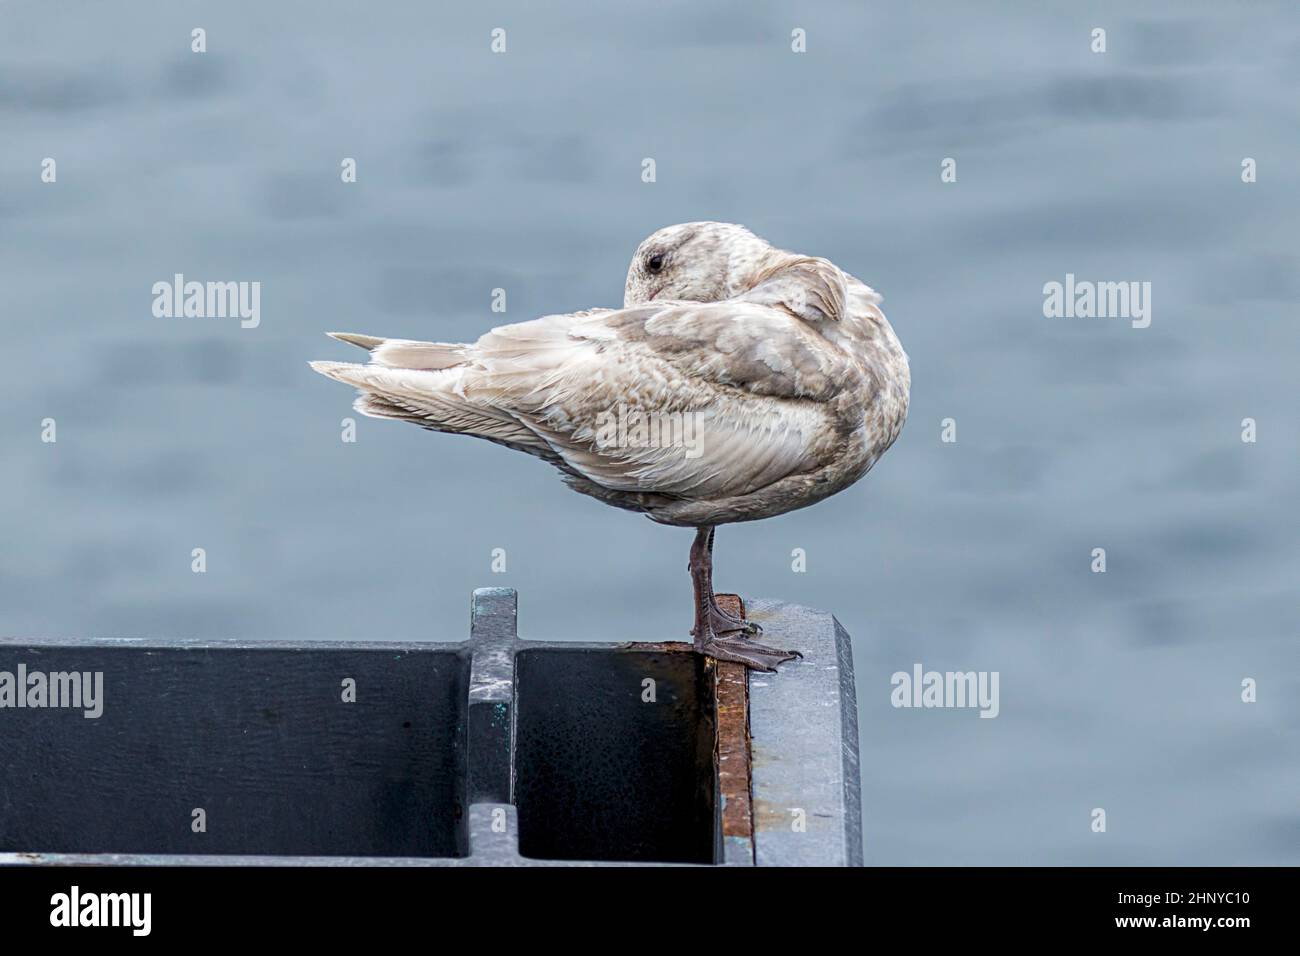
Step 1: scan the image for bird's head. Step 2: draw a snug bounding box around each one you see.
[623,221,775,307]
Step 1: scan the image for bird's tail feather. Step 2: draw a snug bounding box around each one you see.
[326,331,467,370]
[312,359,461,424]
[328,332,386,351]
[309,352,546,451]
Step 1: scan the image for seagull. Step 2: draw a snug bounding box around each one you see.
[311,222,909,671]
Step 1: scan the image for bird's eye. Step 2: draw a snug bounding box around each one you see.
[646,254,665,274]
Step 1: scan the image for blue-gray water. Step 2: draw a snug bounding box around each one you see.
[2,1,1296,865]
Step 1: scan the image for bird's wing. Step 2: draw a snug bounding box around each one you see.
[311,300,859,500]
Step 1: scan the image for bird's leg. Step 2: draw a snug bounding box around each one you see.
[689,526,714,635]
[690,526,801,673]
[701,527,763,637]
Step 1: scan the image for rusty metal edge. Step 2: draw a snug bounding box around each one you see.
[712,594,755,866]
